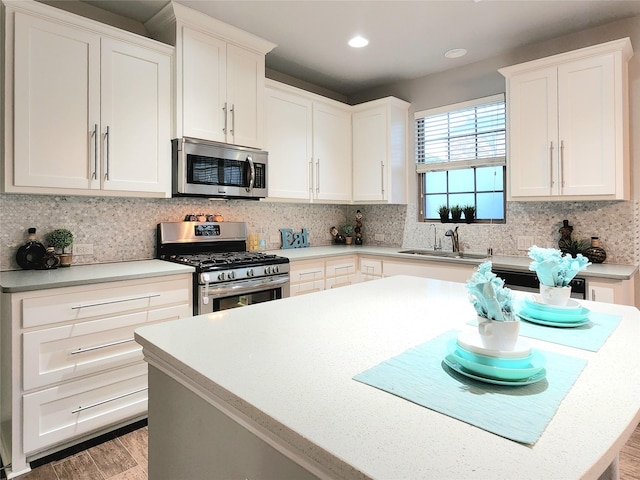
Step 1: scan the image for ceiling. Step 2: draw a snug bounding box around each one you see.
[77,0,640,96]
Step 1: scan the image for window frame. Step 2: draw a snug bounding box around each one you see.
[415,94,506,223]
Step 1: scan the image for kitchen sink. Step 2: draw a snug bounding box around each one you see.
[398,249,488,260]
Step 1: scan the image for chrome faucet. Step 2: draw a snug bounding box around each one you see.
[430,224,441,250]
[445,226,460,253]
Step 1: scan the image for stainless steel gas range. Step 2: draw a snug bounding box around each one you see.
[157,222,290,315]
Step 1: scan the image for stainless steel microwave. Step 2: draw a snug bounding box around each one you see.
[172,137,268,199]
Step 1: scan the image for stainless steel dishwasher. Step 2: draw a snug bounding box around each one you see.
[492,268,587,299]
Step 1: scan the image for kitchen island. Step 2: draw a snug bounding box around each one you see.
[135,275,640,479]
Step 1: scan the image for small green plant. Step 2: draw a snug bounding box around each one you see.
[342,225,354,237]
[462,205,476,223]
[450,205,463,221]
[438,205,450,222]
[47,228,74,253]
[560,239,588,258]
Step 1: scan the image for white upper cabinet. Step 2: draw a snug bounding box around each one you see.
[265,84,313,200]
[312,100,352,202]
[352,97,410,204]
[4,1,173,197]
[265,80,351,203]
[500,38,633,201]
[146,2,276,149]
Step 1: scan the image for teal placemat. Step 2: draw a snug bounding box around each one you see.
[468,309,621,352]
[353,330,587,445]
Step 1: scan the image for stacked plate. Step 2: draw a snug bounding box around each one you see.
[517,294,590,327]
[443,332,546,386]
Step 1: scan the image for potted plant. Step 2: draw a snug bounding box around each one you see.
[450,205,463,222]
[47,228,74,267]
[438,205,450,223]
[342,225,354,245]
[462,205,476,223]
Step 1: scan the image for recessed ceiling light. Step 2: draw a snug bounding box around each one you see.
[444,48,467,59]
[348,35,369,48]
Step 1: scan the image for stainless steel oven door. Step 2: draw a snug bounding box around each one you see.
[197,276,290,315]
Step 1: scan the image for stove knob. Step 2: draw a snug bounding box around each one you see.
[228,271,236,280]
[247,269,254,277]
[272,265,280,274]
[265,266,271,275]
[201,273,210,283]
[218,272,226,281]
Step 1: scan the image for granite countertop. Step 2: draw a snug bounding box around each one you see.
[269,245,638,280]
[0,260,195,293]
[135,275,640,479]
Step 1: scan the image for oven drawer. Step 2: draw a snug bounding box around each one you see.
[23,304,190,391]
[23,362,148,455]
[21,275,192,328]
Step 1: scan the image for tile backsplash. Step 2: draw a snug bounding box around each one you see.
[0,194,636,270]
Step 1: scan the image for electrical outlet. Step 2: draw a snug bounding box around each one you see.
[73,243,94,255]
[516,236,534,251]
[374,233,385,242]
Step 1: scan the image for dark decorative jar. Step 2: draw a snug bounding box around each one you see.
[584,237,606,264]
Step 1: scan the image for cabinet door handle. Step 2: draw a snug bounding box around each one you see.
[381,161,385,195]
[230,103,235,135]
[560,140,565,188]
[222,102,228,134]
[309,158,314,193]
[70,338,135,355]
[91,124,98,180]
[549,141,554,187]
[71,293,161,310]
[300,270,322,276]
[104,126,110,181]
[591,289,596,301]
[316,158,320,194]
[71,387,147,414]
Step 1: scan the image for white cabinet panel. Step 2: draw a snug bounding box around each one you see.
[23,363,148,454]
[500,38,632,201]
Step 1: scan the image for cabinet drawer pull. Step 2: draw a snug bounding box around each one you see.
[299,270,322,276]
[71,293,161,310]
[71,387,147,414]
[70,338,135,355]
[549,141,554,187]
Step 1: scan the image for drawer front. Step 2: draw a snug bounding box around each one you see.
[360,258,383,277]
[290,261,325,283]
[290,280,324,296]
[325,257,357,277]
[23,304,191,391]
[22,276,191,328]
[23,362,148,454]
[325,275,355,289]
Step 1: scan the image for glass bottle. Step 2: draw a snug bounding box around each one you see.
[16,227,47,270]
[41,246,60,269]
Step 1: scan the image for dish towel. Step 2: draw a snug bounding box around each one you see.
[468,310,621,352]
[353,330,587,445]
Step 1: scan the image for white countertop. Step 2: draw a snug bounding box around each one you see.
[269,245,638,280]
[0,259,195,292]
[135,276,640,479]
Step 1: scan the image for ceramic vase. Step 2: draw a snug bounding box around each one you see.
[539,284,571,306]
[477,316,520,351]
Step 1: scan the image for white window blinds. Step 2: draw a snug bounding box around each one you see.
[415,94,506,173]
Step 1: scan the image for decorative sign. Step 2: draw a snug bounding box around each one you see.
[280,228,310,249]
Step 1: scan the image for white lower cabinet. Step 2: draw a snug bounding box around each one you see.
[325,256,357,289]
[588,278,634,305]
[23,363,148,454]
[0,273,192,477]
[289,259,325,296]
[359,257,383,282]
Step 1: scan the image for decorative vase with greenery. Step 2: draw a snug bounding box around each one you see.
[450,205,463,222]
[438,205,450,223]
[462,205,476,223]
[47,228,74,267]
[342,225,354,245]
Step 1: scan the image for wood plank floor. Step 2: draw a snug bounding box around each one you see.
[4,422,639,479]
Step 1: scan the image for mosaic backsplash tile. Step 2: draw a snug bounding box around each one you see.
[0,194,637,270]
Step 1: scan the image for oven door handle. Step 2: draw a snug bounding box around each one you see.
[203,276,289,299]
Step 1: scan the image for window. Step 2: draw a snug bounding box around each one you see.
[415,94,506,222]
